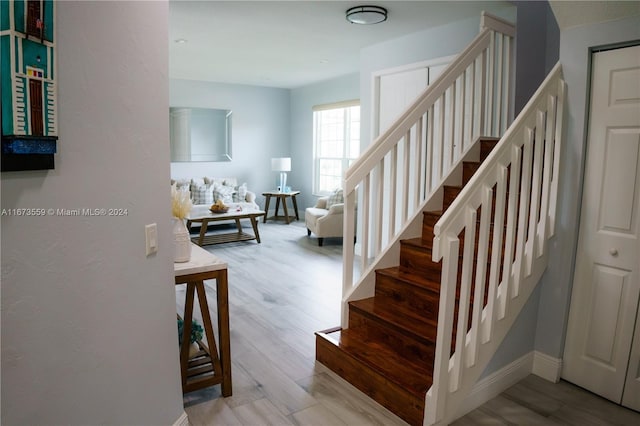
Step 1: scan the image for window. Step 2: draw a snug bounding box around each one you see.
[26,0,43,39]
[313,101,360,195]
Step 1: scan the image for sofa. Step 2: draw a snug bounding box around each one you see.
[171,177,258,210]
[305,189,344,246]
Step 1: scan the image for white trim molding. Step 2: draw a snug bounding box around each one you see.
[532,350,563,383]
[173,411,189,426]
[450,350,563,422]
[455,352,534,420]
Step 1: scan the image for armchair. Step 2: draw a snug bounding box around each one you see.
[305,193,344,246]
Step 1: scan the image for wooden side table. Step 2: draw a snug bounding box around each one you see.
[174,244,231,396]
[262,190,300,224]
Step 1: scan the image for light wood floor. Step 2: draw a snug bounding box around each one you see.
[178,220,640,425]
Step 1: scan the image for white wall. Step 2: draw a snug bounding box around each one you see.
[1,2,185,424]
[289,73,360,209]
[534,15,640,359]
[170,79,290,209]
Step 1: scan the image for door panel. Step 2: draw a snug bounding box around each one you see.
[624,303,640,410]
[562,44,640,409]
[584,265,630,366]
[609,66,640,105]
[599,130,639,233]
[378,68,428,135]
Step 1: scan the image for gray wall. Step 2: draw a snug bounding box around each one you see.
[289,73,360,209]
[1,2,184,425]
[170,79,290,209]
[514,0,560,113]
[534,15,640,359]
[478,1,563,375]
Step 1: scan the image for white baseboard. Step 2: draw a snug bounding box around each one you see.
[532,350,562,383]
[455,351,534,419]
[173,411,189,426]
[452,350,563,421]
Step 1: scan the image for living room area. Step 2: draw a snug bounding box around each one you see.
[167,2,519,424]
[7,1,619,425]
[167,0,525,216]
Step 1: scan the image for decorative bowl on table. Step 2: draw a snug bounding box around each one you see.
[209,203,229,214]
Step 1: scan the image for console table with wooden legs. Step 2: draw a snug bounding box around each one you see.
[262,190,300,224]
[174,244,231,396]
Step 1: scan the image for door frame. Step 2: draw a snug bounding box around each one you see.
[567,39,640,308]
[562,38,640,385]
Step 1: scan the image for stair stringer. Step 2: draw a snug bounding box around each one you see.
[341,142,482,327]
[425,251,549,425]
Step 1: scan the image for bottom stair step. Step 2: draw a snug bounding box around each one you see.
[316,327,431,426]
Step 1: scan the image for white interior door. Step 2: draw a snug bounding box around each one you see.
[562,44,640,409]
[375,57,453,137]
[373,59,451,243]
[378,67,429,135]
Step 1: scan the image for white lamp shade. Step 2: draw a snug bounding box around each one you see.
[271,157,291,172]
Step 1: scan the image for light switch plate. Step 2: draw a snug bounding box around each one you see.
[145,223,158,256]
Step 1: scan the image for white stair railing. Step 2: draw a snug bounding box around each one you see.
[342,13,515,317]
[425,63,566,426]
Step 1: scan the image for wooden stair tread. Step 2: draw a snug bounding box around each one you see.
[316,134,505,425]
[403,237,430,248]
[349,297,438,343]
[377,266,441,293]
[317,328,433,398]
[401,237,436,258]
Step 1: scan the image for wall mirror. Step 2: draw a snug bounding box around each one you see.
[170,107,232,162]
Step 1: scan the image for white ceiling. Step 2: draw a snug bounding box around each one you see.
[549,0,640,30]
[169,1,640,89]
[169,0,513,89]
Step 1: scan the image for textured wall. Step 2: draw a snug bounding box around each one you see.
[1,1,184,424]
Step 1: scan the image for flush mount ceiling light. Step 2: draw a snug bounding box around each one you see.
[346,5,388,25]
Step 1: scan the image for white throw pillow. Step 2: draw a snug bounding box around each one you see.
[192,184,214,205]
[235,183,248,202]
[326,188,344,209]
[213,184,235,204]
[175,179,190,192]
[190,178,205,195]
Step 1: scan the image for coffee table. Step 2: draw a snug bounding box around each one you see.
[186,207,266,246]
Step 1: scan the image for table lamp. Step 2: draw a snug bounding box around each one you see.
[271,157,291,192]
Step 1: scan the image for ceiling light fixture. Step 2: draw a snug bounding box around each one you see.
[174,38,188,44]
[346,5,388,25]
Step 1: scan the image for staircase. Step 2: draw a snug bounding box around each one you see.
[316,138,499,425]
[315,11,567,426]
